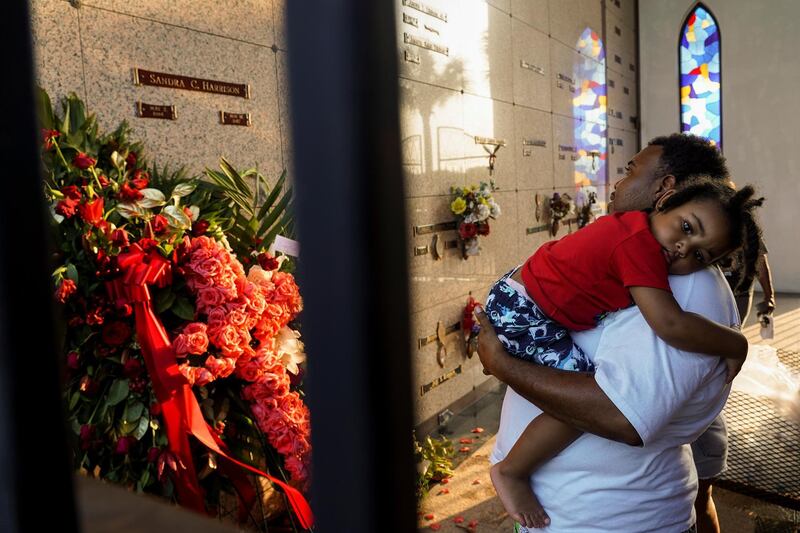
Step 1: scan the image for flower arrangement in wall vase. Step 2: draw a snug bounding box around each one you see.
[450,181,501,259]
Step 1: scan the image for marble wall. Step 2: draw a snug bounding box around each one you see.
[29,0,289,183]
[29,0,641,428]
[403,0,641,425]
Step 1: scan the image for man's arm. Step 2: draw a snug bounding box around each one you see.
[475,308,642,446]
[756,253,775,315]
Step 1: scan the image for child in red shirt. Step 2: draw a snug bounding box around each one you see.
[484,179,763,528]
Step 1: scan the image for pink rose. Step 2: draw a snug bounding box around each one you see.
[173,322,209,357]
[196,287,226,312]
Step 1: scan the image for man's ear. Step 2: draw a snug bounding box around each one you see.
[652,174,677,205]
[654,188,676,211]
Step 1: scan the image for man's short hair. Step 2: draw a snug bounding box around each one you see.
[648,133,729,184]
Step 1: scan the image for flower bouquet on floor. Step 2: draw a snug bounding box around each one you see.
[449,181,501,259]
[39,89,313,531]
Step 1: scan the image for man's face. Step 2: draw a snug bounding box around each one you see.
[608,145,664,213]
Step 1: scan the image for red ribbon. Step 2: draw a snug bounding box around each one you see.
[106,244,314,528]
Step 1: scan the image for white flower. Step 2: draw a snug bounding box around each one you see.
[464,213,477,224]
[489,200,501,218]
[475,203,490,221]
[276,326,306,375]
[247,265,274,287]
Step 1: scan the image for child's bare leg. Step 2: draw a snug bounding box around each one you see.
[490,413,581,528]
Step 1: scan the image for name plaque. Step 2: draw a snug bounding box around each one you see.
[522,138,547,147]
[402,12,419,27]
[474,135,506,147]
[402,0,448,22]
[420,365,463,396]
[404,32,449,56]
[520,60,545,75]
[136,101,176,120]
[133,68,250,99]
[404,50,421,64]
[219,111,251,126]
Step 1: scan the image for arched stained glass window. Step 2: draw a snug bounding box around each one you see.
[680,4,721,150]
[573,28,607,187]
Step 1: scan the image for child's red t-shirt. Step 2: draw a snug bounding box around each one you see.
[521,211,671,331]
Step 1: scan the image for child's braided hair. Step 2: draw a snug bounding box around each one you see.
[657,177,765,293]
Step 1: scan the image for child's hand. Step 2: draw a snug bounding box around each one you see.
[724,356,745,383]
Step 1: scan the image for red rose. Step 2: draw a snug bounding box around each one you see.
[72,152,96,170]
[79,424,95,451]
[55,279,77,303]
[97,174,110,188]
[123,358,143,378]
[110,228,129,247]
[77,197,104,227]
[257,252,280,271]
[119,181,143,202]
[130,170,149,189]
[66,351,80,369]
[102,321,131,346]
[147,446,160,463]
[191,219,209,237]
[459,222,477,239]
[114,436,135,455]
[62,185,82,201]
[55,199,78,218]
[126,151,137,167]
[476,222,490,236]
[79,375,98,396]
[137,238,158,252]
[152,214,168,235]
[41,128,60,150]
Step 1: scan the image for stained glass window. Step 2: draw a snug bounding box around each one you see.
[680,4,721,150]
[573,28,607,187]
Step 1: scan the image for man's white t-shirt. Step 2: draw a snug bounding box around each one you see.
[490,268,738,533]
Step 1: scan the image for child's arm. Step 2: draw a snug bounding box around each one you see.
[629,286,747,381]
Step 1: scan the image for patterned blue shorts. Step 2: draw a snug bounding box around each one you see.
[485,269,594,372]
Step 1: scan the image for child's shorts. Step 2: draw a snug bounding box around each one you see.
[485,268,594,372]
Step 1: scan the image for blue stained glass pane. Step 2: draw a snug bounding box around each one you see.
[680,5,722,150]
[572,28,607,188]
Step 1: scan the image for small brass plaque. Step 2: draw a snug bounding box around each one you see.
[136,101,176,120]
[219,111,251,126]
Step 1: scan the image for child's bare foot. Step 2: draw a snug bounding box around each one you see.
[490,462,550,528]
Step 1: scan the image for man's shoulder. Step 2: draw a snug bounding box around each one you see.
[669,267,738,326]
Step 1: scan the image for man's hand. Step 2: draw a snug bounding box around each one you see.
[474,306,508,379]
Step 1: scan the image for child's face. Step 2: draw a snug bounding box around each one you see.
[650,199,733,275]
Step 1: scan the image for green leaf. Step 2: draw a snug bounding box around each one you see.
[137,188,167,209]
[68,390,80,411]
[36,86,55,131]
[139,469,151,489]
[124,401,145,421]
[107,379,130,407]
[257,169,287,220]
[261,210,293,250]
[119,417,137,435]
[65,263,79,283]
[155,290,176,314]
[171,297,195,321]
[258,189,292,237]
[163,205,192,230]
[116,202,146,220]
[170,181,197,199]
[133,413,150,440]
